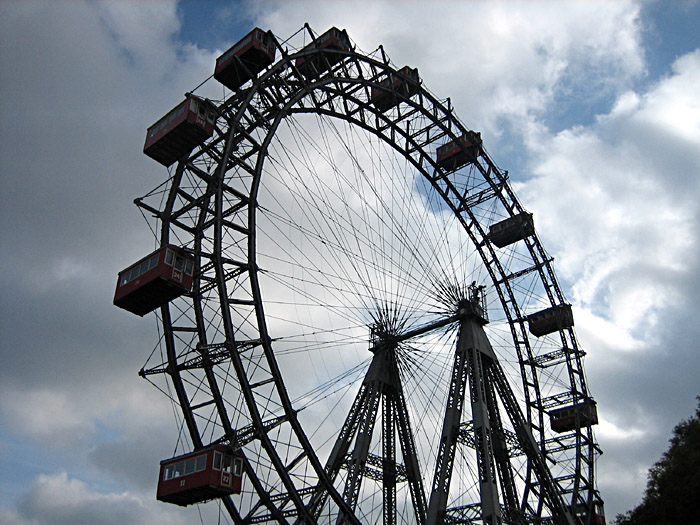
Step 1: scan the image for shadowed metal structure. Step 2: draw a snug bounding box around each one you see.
[133,23,604,524]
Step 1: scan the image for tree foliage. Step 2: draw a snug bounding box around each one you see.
[614,398,700,524]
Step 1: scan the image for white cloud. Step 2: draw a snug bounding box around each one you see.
[0,381,172,449]
[96,0,181,76]
[521,50,700,334]
[628,50,700,143]
[0,390,96,447]
[574,307,643,354]
[518,48,700,515]
[15,472,189,525]
[252,1,645,135]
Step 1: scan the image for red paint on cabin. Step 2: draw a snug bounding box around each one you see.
[435,131,482,171]
[295,27,351,77]
[570,501,606,525]
[143,96,216,167]
[370,66,420,112]
[214,28,276,91]
[527,304,574,337]
[113,245,195,316]
[549,400,599,433]
[157,445,244,506]
[488,212,535,248]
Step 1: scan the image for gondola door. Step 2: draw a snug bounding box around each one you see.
[221,469,232,487]
[171,253,185,284]
[220,454,233,488]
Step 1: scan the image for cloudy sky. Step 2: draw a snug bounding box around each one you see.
[1,0,699,523]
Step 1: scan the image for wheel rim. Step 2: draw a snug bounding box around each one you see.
[137,25,600,524]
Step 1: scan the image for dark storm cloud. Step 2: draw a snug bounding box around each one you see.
[0,0,216,392]
[0,1,215,519]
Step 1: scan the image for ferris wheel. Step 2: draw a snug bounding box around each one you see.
[114,24,605,525]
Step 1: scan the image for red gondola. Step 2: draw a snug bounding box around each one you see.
[214,28,276,91]
[143,95,217,167]
[157,445,244,506]
[489,212,535,248]
[550,400,599,433]
[113,245,194,316]
[569,501,606,525]
[295,27,351,78]
[527,304,574,337]
[370,66,420,112]
[435,131,482,171]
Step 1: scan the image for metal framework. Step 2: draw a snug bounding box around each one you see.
[136,24,603,524]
